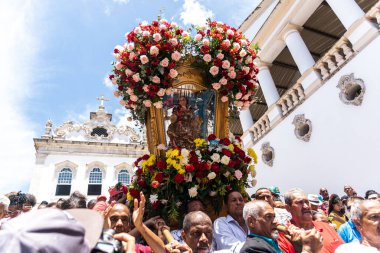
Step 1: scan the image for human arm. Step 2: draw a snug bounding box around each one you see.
[300,228,323,253]
[164,241,192,253]
[132,192,166,253]
[114,232,137,253]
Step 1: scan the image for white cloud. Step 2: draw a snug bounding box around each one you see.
[0,0,46,194]
[180,0,214,26]
[103,74,114,90]
[113,0,130,4]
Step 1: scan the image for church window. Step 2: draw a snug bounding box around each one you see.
[118,169,131,185]
[88,168,102,195]
[55,168,72,196]
[91,127,108,137]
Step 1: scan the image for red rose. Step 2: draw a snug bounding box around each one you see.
[156,160,167,170]
[244,156,252,164]
[226,185,232,192]
[152,201,160,209]
[129,188,140,198]
[189,155,199,164]
[155,173,165,183]
[142,154,150,160]
[199,162,209,171]
[138,180,147,187]
[118,86,124,91]
[211,163,220,173]
[174,174,185,183]
[114,48,119,54]
[207,134,217,141]
[151,180,160,188]
[109,74,115,80]
[195,171,204,179]
[186,164,195,172]
[136,168,143,176]
[222,149,232,157]
[219,138,231,146]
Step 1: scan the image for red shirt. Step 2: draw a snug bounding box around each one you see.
[313,221,344,253]
[135,243,152,253]
[277,232,295,253]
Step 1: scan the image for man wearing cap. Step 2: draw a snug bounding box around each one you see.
[284,188,344,253]
[308,194,326,215]
[335,200,380,252]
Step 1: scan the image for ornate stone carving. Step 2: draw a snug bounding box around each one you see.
[261,142,275,167]
[337,73,365,106]
[42,119,53,138]
[292,114,312,142]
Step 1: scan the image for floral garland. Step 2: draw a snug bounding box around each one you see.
[126,134,258,223]
[109,19,259,123]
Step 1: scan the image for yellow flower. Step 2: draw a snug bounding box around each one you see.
[247,148,258,164]
[166,149,179,158]
[177,168,186,175]
[194,138,206,147]
[127,192,133,201]
[173,163,182,171]
[228,144,234,151]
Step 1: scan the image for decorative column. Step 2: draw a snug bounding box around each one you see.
[257,64,280,107]
[282,26,315,74]
[325,0,364,30]
[239,109,254,132]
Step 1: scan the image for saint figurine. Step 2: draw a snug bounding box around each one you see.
[167,96,202,149]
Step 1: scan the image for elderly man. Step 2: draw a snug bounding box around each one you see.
[241,200,323,253]
[335,200,380,252]
[284,188,343,253]
[213,191,248,252]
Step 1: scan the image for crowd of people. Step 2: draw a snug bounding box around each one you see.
[0,185,379,253]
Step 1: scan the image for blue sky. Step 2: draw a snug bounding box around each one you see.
[0,0,260,194]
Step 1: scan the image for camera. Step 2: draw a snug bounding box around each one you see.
[91,229,123,253]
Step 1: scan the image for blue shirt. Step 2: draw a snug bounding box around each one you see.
[213,215,247,253]
[338,218,362,243]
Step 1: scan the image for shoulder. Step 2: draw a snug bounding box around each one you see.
[240,237,276,253]
[335,242,368,253]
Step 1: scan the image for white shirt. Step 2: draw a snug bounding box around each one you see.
[335,242,380,252]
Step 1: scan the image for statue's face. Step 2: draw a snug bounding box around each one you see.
[179,97,187,107]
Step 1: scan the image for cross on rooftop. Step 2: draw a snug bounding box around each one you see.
[96,95,109,108]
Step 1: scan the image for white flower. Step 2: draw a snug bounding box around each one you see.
[207,172,216,180]
[180,157,189,165]
[176,201,182,207]
[221,155,230,165]
[149,194,158,204]
[161,199,168,204]
[210,153,220,162]
[209,191,217,197]
[239,49,247,57]
[195,150,201,157]
[153,101,163,108]
[181,148,190,158]
[188,186,198,198]
[234,170,243,180]
[157,144,167,150]
[185,173,193,182]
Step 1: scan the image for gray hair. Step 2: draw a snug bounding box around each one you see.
[284,188,305,205]
[243,200,269,227]
[183,211,211,232]
[349,199,363,217]
[351,199,378,220]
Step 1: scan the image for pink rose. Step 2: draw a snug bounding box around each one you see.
[111,78,117,84]
[242,94,250,100]
[242,66,250,74]
[170,38,178,46]
[126,88,133,95]
[125,69,133,76]
[241,39,248,46]
[150,46,159,55]
[142,31,150,37]
[153,101,163,108]
[119,100,126,106]
[169,69,178,78]
[209,66,219,76]
[222,39,231,47]
[195,34,202,41]
[235,92,243,99]
[203,54,212,63]
[219,77,227,85]
[157,89,165,97]
[245,56,252,64]
[212,83,221,90]
[152,76,160,84]
[234,170,243,180]
[202,39,210,46]
[222,60,230,69]
[217,53,224,60]
[115,62,123,70]
[239,49,247,57]
[132,73,141,82]
[182,31,189,37]
[170,22,178,28]
[130,103,137,109]
[129,52,136,61]
[113,91,119,97]
[233,42,240,50]
[171,51,181,61]
[143,85,149,92]
[235,101,244,107]
[153,33,162,42]
[159,24,167,31]
[226,29,234,36]
[221,96,228,102]
[160,58,169,67]
[133,27,142,34]
[130,95,138,102]
[143,100,152,107]
[228,71,236,79]
[140,55,149,64]
[127,43,134,51]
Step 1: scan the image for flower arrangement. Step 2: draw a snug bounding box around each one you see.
[109,19,259,124]
[127,134,258,223]
[193,20,259,109]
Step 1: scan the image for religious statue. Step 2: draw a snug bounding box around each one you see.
[167,96,202,149]
[42,119,53,138]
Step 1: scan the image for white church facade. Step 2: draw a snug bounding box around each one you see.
[29,101,148,202]
[238,0,380,196]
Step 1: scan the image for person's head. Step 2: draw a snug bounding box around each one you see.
[56,198,65,209]
[312,211,328,223]
[243,200,276,238]
[104,203,131,234]
[346,196,364,214]
[319,188,329,201]
[352,200,380,248]
[178,96,188,107]
[61,191,87,210]
[0,195,10,219]
[255,188,274,207]
[284,188,312,226]
[22,193,37,212]
[87,199,97,209]
[224,191,244,219]
[7,192,27,218]
[186,199,205,213]
[365,190,380,201]
[182,211,213,253]
[273,197,285,209]
[344,185,355,197]
[328,194,343,214]
[308,194,322,211]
